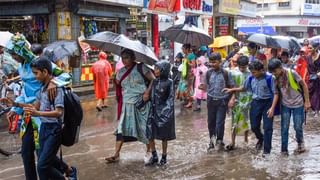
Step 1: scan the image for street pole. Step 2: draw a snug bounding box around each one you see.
[260,0,264,33]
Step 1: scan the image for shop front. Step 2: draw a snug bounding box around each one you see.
[0,1,50,44]
[72,1,142,84]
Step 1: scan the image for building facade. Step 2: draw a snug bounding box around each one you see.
[236,0,320,38]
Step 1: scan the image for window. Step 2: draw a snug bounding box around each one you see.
[257,3,268,8]
[279,1,290,7]
[306,0,320,4]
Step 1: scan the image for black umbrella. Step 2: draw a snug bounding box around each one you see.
[271,36,301,51]
[163,24,212,46]
[43,41,80,62]
[83,31,158,65]
[247,33,281,48]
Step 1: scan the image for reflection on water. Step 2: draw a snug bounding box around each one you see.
[1,100,320,179]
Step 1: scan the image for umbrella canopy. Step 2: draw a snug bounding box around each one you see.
[43,41,80,62]
[0,31,13,47]
[247,33,281,48]
[83,31,158,65]
[271,36,301,51]
[309,35,320,44]
[209,35,238,48]
[163,24,212,47]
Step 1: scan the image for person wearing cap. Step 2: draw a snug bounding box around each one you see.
[296,46,310,82]
[307,42,320,117]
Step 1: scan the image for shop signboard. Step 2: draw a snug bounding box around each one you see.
[303,3,320,16]
[217,16,229,36]
[57,12,72,40]
[219,0,240,15]
[92,0,144,7]
[237,17,320,27]
[239,0,256,18]
[180,0,213,15]
[147,0,179,13]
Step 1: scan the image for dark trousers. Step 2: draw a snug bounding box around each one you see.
[37,123,65,180]
[207,96,228,142]
[250,99,274,154]
[21,122,38,180]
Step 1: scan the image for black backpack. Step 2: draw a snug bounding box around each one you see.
[61,87,83,146]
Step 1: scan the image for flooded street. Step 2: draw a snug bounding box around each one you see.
[1,97,320,180]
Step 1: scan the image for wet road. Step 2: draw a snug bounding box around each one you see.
[1,97,320,180]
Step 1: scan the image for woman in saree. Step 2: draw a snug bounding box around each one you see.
[105,49,155,164]
[176,44,195,108]
[307,43,320,117]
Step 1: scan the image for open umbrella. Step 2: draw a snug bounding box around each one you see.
[163,24,212,46]
[83,31,158,65]
[309,35,320,44]
[209,35,238,48]
[0,31,13,47]
[43,41,80,62]
[271,36,301,51]
[247,33,280,48]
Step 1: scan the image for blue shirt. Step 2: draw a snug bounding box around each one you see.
[244,73,277,100]
[205,69,234,99]
[36,87,64,123]
[12,61,71,115]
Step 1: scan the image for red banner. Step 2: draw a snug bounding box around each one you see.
[148,0,179,13]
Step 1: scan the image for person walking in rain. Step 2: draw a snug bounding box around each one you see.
[91,51,113,111]
[224,61,279,157]
[193,56,208,112]
[105,49,155,164]
[307,42,320,118]
[5,34,76,179]
[225,56,252,151]
[176,44,195,108]
[268,59,310,156]
[199,53,234,151]
[146,60,175,166]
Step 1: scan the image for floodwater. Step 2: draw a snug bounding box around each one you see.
[0,98,320,180]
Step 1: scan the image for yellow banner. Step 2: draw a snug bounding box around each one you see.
[219,0,240,15]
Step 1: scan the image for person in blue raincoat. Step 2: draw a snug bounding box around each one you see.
[4,34,74,180]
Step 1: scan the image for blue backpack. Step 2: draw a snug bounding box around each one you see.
[248,73,281,116]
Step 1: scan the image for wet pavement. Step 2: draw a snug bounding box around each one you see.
[1,97,320,180]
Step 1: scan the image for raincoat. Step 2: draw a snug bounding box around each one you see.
[92,52,112,99]
[193,56,208,100]
[7,34,71,149]
[148,61,176,141]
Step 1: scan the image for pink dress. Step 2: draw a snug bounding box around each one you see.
[193,64,208,100]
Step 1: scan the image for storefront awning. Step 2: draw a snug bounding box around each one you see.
[0,3,49,16]
[76,2,130,18]
[238,26,277,35]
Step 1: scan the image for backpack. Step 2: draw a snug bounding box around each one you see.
[248,73,281,116]
[61,87,83,146]
[137,63,152,87]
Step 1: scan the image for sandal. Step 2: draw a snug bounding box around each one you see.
[105,156,119,163]
[102,105,108,108]
[226,144,235,151]
[96,106,102,111]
